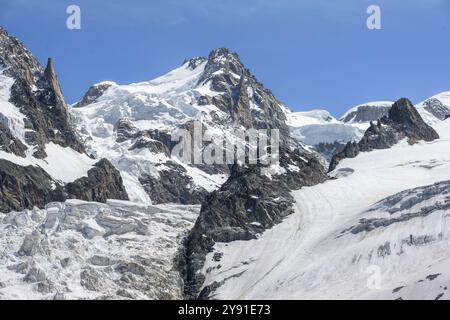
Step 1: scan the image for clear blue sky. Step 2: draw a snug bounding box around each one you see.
[1,0,449,117]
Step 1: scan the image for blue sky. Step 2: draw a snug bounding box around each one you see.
[1,0,449,117]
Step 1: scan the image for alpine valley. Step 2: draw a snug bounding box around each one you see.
[1,26,450,300]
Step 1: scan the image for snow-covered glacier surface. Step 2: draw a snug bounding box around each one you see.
[200,121,450,300]
[70,60,230,204]
[0,200,199,300]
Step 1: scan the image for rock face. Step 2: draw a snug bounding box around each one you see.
[139,163,209,205]
[0,27,129,213]
[422,98,450,120]
[66,159,129,203]
[70,47,299,205]
[0,156,128,213]
[0,159,65,213]
[330,98,439,171]
[0,27,85,158]
[73,82,113,108]
[198,48,289,138]
[0,123,27,157]
[183,146,328,299]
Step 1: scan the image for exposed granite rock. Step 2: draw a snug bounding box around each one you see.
[198,48,289,137]
[115,118,226,204]
[231,76,252,127]
[183,145,328,299]
[330,98,439,171]
[0,123,27,157]
[1,27,85,158]
[129,136,170,156]
[139,162,209,205]
[422,98,450,121]
[0,26,40,82]
[73,82,113,108]
[66,159,129,203]
[10,58,85,158]
[0,159,66,213]
[114,118,140,143]
[114,118,176,153]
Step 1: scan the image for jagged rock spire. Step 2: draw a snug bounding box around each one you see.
[43,57,66,108]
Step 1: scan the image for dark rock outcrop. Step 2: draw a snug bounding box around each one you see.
[66,159,129,203]
[139,162,209,205]
[1,27,85,158]
[0,123,27,157]
[0,159,66,213]
[73,82,113,108]
[183,146,327,299]
[330,98,439,171]
[114,118,175,153]
[114,118,227,204]
[198,48,289,137]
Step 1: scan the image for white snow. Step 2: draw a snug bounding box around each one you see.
[0,71,27,143]
[1,70,96,183]
[70,59,232,203]
[281,105,364,146]
[340,101,394,122]
[0,142,95,183]
[415,91,450,125]
[200,120,450,300]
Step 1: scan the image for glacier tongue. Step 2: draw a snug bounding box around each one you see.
[0,199,199,300]
[199,120,450,300]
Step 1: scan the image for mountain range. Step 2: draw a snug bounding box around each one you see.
[1,26,450,300]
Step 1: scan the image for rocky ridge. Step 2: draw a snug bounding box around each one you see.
[329,98,439,171]
[0,26,128,212]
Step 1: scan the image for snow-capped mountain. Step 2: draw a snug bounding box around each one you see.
[0,27,129,214]
[416,92,450,124]
[70,47,294,205]
[1,25,450,301]
[199,119,450,300]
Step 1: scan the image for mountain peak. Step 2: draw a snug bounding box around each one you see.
[183,56,207,70]
[208,47,236,59]
[389,98,422,125]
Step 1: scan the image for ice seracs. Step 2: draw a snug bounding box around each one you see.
[0,199,200,299]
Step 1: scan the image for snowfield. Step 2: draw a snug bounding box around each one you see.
[200,120,450,300]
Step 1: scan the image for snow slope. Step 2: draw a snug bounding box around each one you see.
[282,106,364,147]
[415,92,450,125]
[0,72,26,142]
[0,70,95,182]
[71,60,232,203]
[200,120,450,300]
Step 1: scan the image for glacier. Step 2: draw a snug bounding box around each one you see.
[199,120,450,300]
